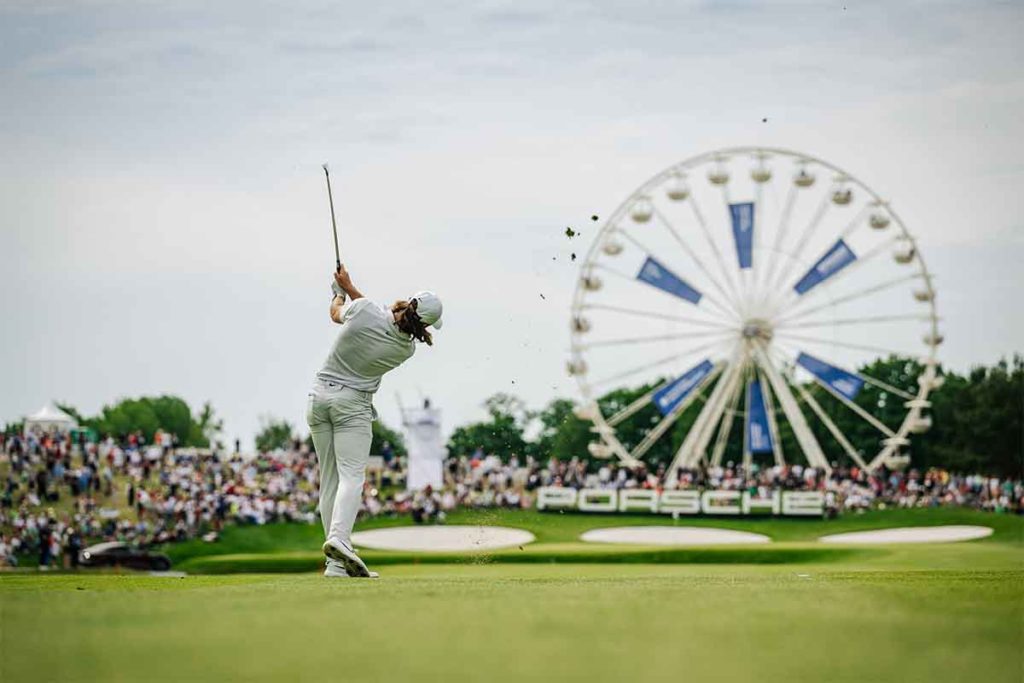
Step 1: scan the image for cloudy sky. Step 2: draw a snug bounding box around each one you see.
[2,0,1022,447]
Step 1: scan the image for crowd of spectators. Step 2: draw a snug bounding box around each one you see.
[0,430,318,568]
[1,429,1020,568]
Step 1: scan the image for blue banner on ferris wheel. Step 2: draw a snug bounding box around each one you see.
[793,239,857,295]
[796,352,865,401]
[730,202,754,270]
[653,359,715,416]
[636,257,703,305]
[745,379,774,454]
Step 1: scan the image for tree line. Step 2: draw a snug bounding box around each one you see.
[0,396,226,449]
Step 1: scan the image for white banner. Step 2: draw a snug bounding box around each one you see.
[536,487,824,516]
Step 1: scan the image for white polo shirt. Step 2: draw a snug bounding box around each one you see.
[316,298,415,393]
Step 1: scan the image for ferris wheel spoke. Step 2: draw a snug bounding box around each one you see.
[809,376,896,438]
[581,303,737,329]
[774,343,920,404]
[582,328,735,350]
[771,234,902,318]
[742,182,768,318]
[589,263,732,323]
[756,183,798,303]
[587,336,733,389]
[753,342,830,471]
[606,387,660,427]
[629,362,724,461]
[709,362,746,467]
[836,205,871,242]
[776,312,934,330]
[619,224,741,321]
[651,207,745,320]
[756,367,787,467]
[686,189,745,309]
[775,272,925,325]
[768,186,836,295]
[855,371,918,402]
[773,331,925,360]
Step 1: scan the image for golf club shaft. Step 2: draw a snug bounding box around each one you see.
[323,164,341,271]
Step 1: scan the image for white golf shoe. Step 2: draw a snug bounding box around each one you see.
[323,560,379,579]
[322,538,374,578]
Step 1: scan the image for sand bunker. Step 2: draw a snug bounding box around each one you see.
[819,525,993,544]
[350,525,535,552]
[580,526,771,546]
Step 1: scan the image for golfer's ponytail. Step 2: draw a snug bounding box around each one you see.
[392,300,433,346]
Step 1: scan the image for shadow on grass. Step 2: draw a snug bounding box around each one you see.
[178,545,883,574]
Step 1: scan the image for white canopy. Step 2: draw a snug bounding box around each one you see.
[24,404,78,434]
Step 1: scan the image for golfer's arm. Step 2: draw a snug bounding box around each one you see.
[329,285,365,324]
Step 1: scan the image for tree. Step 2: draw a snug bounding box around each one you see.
[55,402,86,425]
[255,416,294,453]
[533,398,590,460]
[92,396,190,444]
[447,392,529,460]
[192,401,224,449]
[914,356,1023,478]
[372,419,406,457]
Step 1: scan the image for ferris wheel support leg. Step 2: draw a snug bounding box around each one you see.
[754,343,830,473]
[867,443,901,472]
[757,367,787,468]
[629,364,724,462]
[710,368,745,468]
[668,348,744,475]
[591,420,642,468]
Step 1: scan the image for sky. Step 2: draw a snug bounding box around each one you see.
[2,0,1022,449]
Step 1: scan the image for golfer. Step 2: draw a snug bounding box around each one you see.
[307,265,442,578]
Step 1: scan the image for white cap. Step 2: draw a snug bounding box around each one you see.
[411,291,443,329]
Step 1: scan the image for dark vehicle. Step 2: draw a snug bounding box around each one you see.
[78,542,172,571]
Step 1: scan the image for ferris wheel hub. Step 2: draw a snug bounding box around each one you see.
[741,318,774,342]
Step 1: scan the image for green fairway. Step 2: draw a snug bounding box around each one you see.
[159,506,1023,574]
[3,509,1023,682]
[2,562,1022,683]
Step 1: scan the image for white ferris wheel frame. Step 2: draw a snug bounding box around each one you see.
[569,146,942,475]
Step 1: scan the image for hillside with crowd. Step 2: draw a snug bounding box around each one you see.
[1,428,1021,568]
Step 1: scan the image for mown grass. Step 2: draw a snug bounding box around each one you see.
[177,544,880,574]
[2,562,1021,682]
[161,506,1024,571]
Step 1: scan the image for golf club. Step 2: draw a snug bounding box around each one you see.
[322,163,341,272]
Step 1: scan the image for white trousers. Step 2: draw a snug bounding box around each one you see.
[306,381,374,549]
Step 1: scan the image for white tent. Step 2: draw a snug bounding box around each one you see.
[24,404,78,434]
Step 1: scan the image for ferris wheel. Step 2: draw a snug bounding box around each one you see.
[568,147,943,475]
